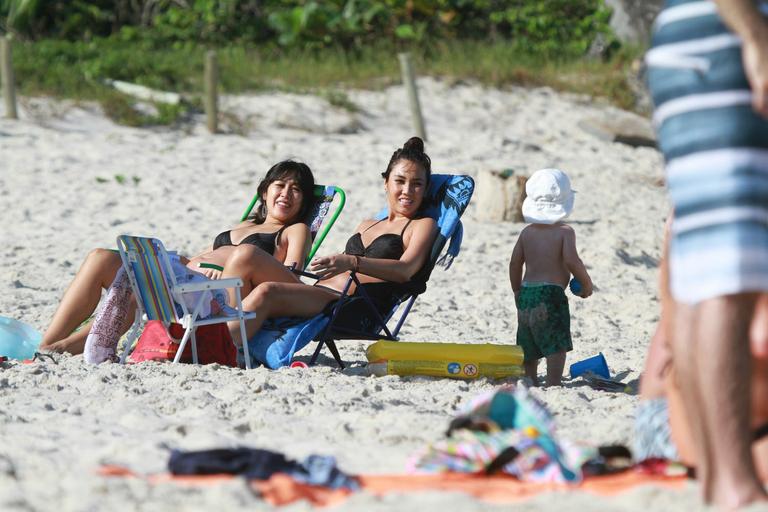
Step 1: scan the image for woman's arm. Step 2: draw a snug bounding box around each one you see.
[281,223,312,270]
[309,217,438,283]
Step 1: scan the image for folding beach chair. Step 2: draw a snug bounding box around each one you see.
[116,236,257,369]
[244,174,475,369]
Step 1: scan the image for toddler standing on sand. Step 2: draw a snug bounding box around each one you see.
[508,168,593,386]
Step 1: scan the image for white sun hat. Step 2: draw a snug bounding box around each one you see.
[521,168,575,224]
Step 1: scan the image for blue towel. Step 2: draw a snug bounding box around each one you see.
[244,315,330,369]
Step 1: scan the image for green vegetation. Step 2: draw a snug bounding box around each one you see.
[1,1,614,53]
[1,1,643,125]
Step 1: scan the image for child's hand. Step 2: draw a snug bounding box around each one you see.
[579,281,593,298]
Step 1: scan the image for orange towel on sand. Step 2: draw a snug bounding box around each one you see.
[99,465,686,507]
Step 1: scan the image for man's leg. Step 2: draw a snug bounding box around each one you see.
[673,294,766,508]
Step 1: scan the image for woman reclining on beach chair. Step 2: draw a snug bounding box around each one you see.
[40,160,316,355]
[227,137,438,349]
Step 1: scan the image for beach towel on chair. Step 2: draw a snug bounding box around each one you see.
[243,315,330,369]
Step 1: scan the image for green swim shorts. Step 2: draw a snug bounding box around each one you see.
[516,284,572,362]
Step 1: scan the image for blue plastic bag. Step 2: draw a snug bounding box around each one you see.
[0,316,42,360]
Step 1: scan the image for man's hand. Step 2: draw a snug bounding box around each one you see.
[743,35,768,117]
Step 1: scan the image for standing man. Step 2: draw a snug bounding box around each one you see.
[646,0,768,508]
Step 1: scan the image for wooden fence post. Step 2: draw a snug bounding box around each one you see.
[397,52,426,141]
[512,175,528,222]
[204,50,218,134]
[1,36,18,120]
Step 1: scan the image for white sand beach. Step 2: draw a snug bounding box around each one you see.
[0,78,702,510]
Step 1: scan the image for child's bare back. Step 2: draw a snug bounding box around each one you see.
[510,222,592,297]
[516,223,573,288]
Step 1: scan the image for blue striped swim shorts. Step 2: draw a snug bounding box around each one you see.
[646,0,768,304]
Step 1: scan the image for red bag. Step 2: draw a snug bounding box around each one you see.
[128,320,237,367]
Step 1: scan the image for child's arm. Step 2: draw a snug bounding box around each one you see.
[509,235,525,304]
[562,227,593,298]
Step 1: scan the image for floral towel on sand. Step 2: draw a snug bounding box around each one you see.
[409,385,596,483]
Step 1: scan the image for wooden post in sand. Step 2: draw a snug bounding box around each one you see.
[0,36,18,120]
[204,50,218,134]
[511,175,528,222]
[398,52,427,141]
[475,170,528,222]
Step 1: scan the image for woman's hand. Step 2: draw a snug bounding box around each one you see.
[198,264,222,280]
[308,254,356,279]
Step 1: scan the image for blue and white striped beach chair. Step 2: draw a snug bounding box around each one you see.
[116,235,256,369]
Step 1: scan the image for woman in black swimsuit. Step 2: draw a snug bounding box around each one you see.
[228,137,438,347]
[185,161,315,304]
[40,160,315,355]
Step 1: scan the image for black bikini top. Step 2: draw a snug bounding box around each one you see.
[212,225,287,255]
[344,219,413,260]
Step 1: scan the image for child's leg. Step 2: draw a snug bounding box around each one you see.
[524,358,539,386]
[545,351,566,386]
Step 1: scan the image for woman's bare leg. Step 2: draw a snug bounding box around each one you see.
[220,245,299,305]
[228,282,339,345]
[40,249,122,354]
[639,322,673,400]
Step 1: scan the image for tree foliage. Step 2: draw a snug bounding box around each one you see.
[0,0,614,57]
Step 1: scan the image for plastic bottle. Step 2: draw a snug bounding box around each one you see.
[366,340,524,379]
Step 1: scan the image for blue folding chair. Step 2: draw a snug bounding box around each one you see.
[244,174,475,369]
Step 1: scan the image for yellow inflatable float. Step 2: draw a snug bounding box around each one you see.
[366,340,524,379]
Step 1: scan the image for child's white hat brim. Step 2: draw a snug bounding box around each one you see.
[522,192,574,224]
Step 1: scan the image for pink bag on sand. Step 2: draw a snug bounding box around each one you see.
[128,321,237,367]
